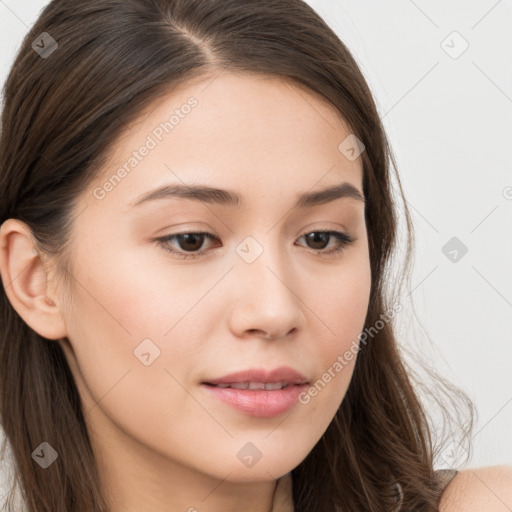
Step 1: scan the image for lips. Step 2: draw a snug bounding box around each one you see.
[202,366,309,387]
[200,380,309,418]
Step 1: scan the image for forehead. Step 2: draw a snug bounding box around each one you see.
[88,72,363,210]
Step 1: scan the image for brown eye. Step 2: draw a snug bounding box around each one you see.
[299,230,355,255]
[173,233,207,252]
[155,232,220,260]
[304,231,330,250]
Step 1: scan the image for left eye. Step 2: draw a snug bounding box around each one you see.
[154,230,355,260]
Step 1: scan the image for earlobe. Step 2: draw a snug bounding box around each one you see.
[0,218,68,340]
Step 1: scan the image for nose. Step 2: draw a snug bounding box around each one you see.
[227,241,305,340]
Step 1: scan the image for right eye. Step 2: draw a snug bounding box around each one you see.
[154,232,221,259]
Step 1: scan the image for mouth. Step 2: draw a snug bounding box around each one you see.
[202,381,306,390]
[201,366,309,389]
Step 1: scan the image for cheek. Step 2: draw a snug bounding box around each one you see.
[301,256,371,410]
[312,251,371,345]
[69,236,206,338]
[61,252,211,462]
[62,239,221,403]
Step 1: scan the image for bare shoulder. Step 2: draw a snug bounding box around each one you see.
[439,465,512,512]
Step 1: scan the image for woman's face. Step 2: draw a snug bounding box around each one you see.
[56,72,371,490]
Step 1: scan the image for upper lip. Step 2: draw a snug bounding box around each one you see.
[202,366,309,385]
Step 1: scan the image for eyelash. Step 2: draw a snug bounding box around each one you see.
[154,229,355,260]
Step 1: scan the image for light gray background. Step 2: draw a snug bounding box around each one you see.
[0,0,510,486]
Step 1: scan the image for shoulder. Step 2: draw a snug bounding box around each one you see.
[439,465,512,512]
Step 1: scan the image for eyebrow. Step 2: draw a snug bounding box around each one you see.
[130,181,365,209]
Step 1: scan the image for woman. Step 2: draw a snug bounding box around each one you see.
[0,0,510,511]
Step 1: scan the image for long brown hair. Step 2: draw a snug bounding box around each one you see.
[0,1,475,510]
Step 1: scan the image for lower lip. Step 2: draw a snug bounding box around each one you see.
[200,383,308,418]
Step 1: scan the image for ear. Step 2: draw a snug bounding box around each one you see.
[0,218,68,340]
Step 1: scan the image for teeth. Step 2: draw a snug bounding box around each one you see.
[264,381,287,390]
[212,381,290,390]
[248,382,266,390]
[230,382,249,389]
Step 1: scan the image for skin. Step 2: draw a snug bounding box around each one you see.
[440,466,512,512]
[2,71,512,512]
[0,72,371,511]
